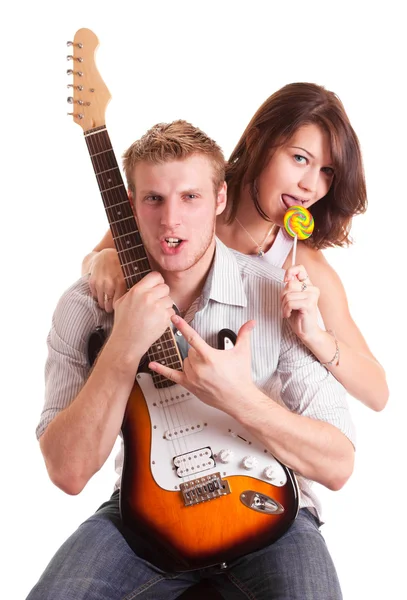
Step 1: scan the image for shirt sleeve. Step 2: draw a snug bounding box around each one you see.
[36,279,100,439]
[277,319,356,448]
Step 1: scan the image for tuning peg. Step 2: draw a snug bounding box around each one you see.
[66,41,83,48]
[67,112,84,119]
[66,69,83,77]
[67,55,84,62]
[67,97,90,106]
[67,84,84,90]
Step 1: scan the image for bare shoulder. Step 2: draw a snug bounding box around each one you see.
[287,243,353,332]
[285,243,342,291]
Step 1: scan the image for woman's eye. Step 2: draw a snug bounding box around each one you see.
[321,167,334,176]
[294,154,307,164]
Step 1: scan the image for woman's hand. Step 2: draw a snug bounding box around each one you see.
[87,248,127,312]
[282,264,321,342]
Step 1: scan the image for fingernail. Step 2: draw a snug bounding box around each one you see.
[172,315,180,323]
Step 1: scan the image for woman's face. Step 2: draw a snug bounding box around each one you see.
[256,123,334,226]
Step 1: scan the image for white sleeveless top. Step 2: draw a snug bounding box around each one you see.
[261,227,293,268]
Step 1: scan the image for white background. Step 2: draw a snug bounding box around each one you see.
[1,1,405,598]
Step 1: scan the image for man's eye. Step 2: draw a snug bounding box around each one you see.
[294,154,307,164]
[146,195,162,202]
[185,194,197,200]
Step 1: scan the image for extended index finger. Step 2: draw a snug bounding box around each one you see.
[171,315,209,354]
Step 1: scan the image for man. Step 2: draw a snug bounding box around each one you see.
[28,120,355,599]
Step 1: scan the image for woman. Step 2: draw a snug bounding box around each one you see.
[82,82,388,411]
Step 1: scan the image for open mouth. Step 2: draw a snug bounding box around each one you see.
[165,237,183,248]
[281,194,306,209]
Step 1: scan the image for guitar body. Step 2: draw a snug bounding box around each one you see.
[120,338,299,570]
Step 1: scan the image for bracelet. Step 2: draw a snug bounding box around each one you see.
[321,330,340,367]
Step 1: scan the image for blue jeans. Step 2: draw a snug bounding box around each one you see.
[27,491,342,599]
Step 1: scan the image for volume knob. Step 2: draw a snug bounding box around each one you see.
[242,456,258,470]
[263,466,276,481]
[218,449,234,463]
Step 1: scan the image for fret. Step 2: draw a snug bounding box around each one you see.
[148,348,182,361]
[96,171,125,192]
[94,167,117,176]
[100,183,126,194]
[124,270,150,281]
[117,251,146,267]
[109,215,135,226]
[89,148,116,158]
[113,229,141,241]
[105,203,133,222]
[153,373,182,389]
[119,244,144,254]
[121,256,148,268]
[89,150,118,174]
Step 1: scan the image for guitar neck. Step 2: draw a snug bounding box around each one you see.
[84,126,150,288]
[84,125,182,387]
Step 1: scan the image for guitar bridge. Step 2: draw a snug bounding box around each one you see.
[180,472,231,506]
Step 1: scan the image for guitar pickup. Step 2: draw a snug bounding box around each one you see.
[164,422,204,440]
[173,447,215,477]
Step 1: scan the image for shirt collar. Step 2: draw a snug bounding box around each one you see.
[199,237,247,309]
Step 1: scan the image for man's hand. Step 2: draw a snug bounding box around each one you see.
[149,315,256,416]
[109,272,175,364]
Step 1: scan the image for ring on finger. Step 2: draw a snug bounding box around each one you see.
[104,293,114,302]
[301,282,308,291]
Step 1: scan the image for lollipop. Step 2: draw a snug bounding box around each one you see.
[283,205,314,265]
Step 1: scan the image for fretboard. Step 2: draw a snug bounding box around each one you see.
[84,125,182,387]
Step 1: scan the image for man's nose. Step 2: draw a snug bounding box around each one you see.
[160,199,182,227]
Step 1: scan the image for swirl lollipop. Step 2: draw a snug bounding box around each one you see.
[283,205,314,265]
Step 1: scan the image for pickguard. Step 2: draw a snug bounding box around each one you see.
[136,372,288,491]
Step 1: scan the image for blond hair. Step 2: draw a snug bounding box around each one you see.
[123,120,225,195]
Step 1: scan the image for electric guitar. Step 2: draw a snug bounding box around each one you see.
[68,28,299,570]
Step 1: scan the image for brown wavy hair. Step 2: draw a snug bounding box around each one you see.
[225,83,367,248]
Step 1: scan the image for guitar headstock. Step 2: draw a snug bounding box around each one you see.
[66,28,111,131]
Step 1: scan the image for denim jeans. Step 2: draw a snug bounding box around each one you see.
[27,491,342,599]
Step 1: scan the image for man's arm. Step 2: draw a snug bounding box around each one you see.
[149,316,355,491]
[38,273,175,496]
[230,318,355,490]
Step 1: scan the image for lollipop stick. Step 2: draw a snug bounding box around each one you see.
[292,234,298,266]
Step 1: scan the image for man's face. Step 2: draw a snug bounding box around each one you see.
[132,155,226,274]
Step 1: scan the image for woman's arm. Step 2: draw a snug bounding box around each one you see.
[283,244,389,412]
[81,229,126,312]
